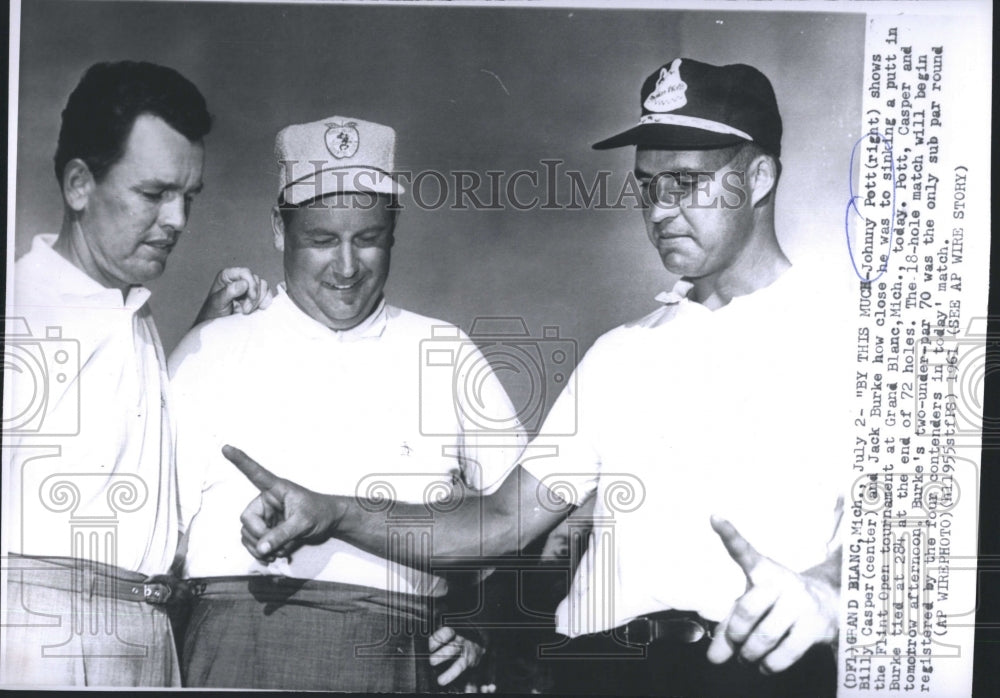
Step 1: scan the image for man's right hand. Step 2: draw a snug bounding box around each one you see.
[194,267,273,325]
[223,445,343,561]
[706,515,839,674]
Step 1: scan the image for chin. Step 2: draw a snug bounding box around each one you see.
[320,305,362,326]
[132,263,167,284]
[660,256,699,276]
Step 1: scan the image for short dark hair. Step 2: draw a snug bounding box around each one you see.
[730,141,782,184]
[54,61,212,183]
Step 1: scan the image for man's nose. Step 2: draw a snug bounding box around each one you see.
[158,194,188,232]
[334,243,359,278]
[646,194,681,224]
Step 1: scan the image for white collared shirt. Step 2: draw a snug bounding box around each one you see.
[169,285,526,596]
[3,234,177,576]
[524,263,855,635]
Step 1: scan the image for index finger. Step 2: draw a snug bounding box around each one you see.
[216,266,246,290]
[223,444,280,491]
[710,514,762,577]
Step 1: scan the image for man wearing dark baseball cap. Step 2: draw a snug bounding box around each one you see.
[222,58,851,697]
[531,57,847,696]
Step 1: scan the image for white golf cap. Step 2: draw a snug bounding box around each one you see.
[275,115,405,205]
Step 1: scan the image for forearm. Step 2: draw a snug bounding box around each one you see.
[332,496,504,563]
[802,545,842,647]
[331,468,570,568]
[230,448,573,571]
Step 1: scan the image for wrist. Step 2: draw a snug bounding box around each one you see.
[325,494,350,535]
[803,547,842,591]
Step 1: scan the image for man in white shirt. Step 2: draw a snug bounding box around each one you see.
[2,60,269,687]
[227,59,853,696]
[169,116,526,691]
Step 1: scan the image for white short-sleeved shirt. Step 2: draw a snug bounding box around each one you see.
[169,286,526,596]
[3,234,177,576]
[524,263,855,636]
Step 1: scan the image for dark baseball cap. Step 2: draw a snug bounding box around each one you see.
[592,58,782,157]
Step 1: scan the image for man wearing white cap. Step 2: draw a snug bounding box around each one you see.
[168,116,526,690]
[225,59,852,696]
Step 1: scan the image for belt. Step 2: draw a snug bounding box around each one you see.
[617,610,716,646]
[186,575,434,621]
[104,575,179,605]
[6,554,187,606]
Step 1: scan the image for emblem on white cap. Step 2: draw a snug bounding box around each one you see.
[325,122,360,159]
[643,58,687,113]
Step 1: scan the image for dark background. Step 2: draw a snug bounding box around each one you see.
[12,1,865,362]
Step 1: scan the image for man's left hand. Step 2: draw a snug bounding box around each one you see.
[706,515,838,674]
[195,267,273,325]
[429,626,485,687]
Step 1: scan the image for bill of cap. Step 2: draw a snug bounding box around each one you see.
[592,123,752,151]
[282,166,405,206]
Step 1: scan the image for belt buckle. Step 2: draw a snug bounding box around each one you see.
[622,618,654,646]
[674,618,709,644]
[142,582,172,605]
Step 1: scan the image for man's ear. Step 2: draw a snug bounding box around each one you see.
[271,205,286,252]
[746,154,778,208]
[388,209,400,249]
[62,159,94,212]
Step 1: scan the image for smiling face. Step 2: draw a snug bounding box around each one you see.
[273,192,396,330]
[70,114,205,289]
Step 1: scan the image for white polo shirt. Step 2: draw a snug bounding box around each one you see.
[169,286,526,596]
[3,234,177,576]
[523,263,855,636]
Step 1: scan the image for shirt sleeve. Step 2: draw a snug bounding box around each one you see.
[167,326,214,534]
[452,341,528,494]
[519,349,602,508]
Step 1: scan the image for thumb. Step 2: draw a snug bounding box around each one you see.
[256,514,308,557]
[710,515,762,579]
[223,444,280,492]
[258,278,274,309]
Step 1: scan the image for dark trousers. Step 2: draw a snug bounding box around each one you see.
[181,576,441,691]
[548,626,837,697]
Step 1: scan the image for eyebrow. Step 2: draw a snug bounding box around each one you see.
[137,179,204,194]
[633,167,688,180]
[300,225,388,237]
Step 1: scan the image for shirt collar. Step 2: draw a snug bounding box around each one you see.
[642,267,798,330]
[654,266,797,311]
[274,282,389,342]
[654,278,696,307]
[28,234,151,311]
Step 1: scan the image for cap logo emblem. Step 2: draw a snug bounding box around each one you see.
[643,58,688,113]
[325,121,360,159]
